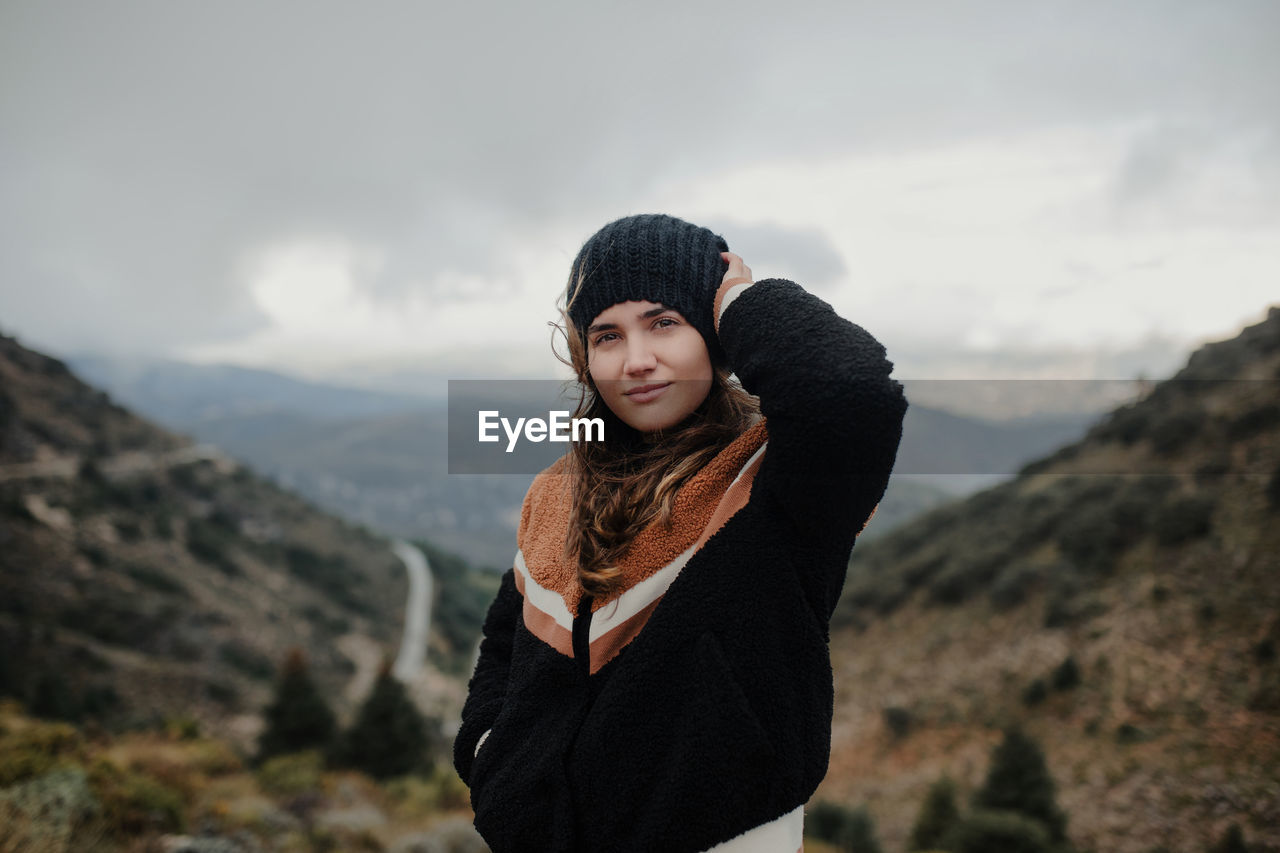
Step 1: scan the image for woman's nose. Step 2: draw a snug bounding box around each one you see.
[623,339,657,373]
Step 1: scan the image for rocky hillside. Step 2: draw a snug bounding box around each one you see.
[822,306,1280,852]
[0,332,486,754]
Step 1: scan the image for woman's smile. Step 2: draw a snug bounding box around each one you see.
[624,382,671,403]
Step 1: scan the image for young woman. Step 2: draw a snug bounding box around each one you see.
[454,213,908,852]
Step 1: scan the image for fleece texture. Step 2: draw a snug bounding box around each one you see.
[454,276,909,853]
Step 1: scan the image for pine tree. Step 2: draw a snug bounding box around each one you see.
[256,648,336,765]
[1210,823,1248,853]
[910,776,960,851]
[336,659,430,779]
[973,727,1068,843]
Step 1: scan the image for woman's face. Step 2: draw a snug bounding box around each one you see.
[586,300,713,433]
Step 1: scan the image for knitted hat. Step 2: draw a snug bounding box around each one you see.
[566,214,730,366]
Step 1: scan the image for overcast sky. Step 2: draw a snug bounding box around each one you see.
[2,1,1277,389]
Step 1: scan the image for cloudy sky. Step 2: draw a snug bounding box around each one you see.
[2,1,1277,389]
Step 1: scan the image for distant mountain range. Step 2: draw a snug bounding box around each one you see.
[62,353,1132,566]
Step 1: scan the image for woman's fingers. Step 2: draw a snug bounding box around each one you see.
[720,251,753,284]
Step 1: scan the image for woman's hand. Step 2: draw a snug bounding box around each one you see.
[720,251,753,288]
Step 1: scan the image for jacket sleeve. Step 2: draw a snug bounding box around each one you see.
[715,276,908,622]
[452,566,520,786]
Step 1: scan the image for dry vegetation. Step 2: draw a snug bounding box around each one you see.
[816,308,1280,852]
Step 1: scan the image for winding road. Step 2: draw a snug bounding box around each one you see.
[390,539,433,681]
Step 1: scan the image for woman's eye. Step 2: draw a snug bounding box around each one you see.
[655,317,678,329]
[593,333,618,346]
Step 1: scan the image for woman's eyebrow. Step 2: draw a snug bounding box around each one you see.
[586,306,670,333]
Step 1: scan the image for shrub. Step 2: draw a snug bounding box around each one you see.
[257,750,324,796]
[1267,461,1280,510]
[1153,496,1214,546]
[256,649,336,765]
[281,544,372,616]
[972,727,1068,842]
[805,801,882,852]
[1056,503,1132,576]
[990,564,1041,610]
[185,518,240,576]
[0,766,102,852]
[334,663,431,780]
[909,776,960,852]
[1227,401,1280,440]
[1051,656,1081,691]
[1043,573,1105,629]
[1194,453,1232,486]
[1022,679,1048,707]
[87,757,186,836]
[1089,404,1151,446]
[951,809,1050,853]
[218,642,276,681]
[0,719,86,787]
[1149,410,1204,456]
[883,707,912,740]
[124,563,187,597]
[385,766,471,817]
[1210,822,1248,853]
[1115,723,1147,744]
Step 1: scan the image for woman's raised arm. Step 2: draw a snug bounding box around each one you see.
[714,256,908,622]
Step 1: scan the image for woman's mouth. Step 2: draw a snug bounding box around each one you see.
[625,383,670,403]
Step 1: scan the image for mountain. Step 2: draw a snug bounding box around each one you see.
[60,354,1126,568]
[0,332,489,753]
[821,306,1280,851]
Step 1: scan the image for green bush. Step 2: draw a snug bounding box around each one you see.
[1056,503,1133,576]
[990,564,1041,610]
[1089,404,1152,446]
[805,800,882,852]
[0,718,87,787]
[1210,822,1248,853]
[909,776,960,852]
[257,750,324,796]
[334,665,431,780]
[951,809,1050,853]
[281,544,372,616]
[1022,679,1048,707]
[883,707,912,740]
[256,649,336,765]
[1266,461,1280,509]
[1051,656,1081,691]
[124,563,187,597]
[1149,410,1204,456]
[185,517,240,575]
[218,642,276,681]
[87,756,186,836]
[972,727,1068,843]
[1153,495,1214,546]
[1227,401,1280,440]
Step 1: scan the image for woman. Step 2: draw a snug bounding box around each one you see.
[454,213,908,852]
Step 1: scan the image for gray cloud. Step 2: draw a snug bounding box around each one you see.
[1,0,1277,358]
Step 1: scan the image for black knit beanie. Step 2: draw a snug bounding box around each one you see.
[566,214,730,366]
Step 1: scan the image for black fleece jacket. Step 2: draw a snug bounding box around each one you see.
[453,277,908,852]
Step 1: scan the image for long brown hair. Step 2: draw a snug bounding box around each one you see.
[551,266,761,602]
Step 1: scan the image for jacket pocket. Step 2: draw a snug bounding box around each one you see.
[469,690,582,852]
[565,629,781,851]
